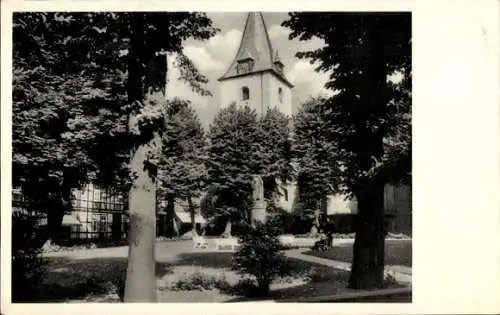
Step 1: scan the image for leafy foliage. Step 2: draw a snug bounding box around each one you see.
[232,218,290,296]
[12,11,218,226]
[265,201,295,235]
[283,12,411,289]
[283,13,411,195]
[171,271,230,292]
[293,96,342,216]
[259,107,294,199]
[205,104,262,222]
[157,98,208,200]
[12,12,218,301]
[204,104,293,225]
[11,211,47,302]
[156,98,208,235]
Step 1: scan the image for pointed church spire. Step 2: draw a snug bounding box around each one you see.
[219,12,293,87]
[273,49,284,73]
[241,49,254,61]
[273,49,282,63]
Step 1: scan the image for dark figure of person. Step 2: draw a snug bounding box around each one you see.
[327,230,333,248]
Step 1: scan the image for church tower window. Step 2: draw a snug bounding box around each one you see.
[236,52,254,75]
[278,87,283,103]
[242,86,250,101]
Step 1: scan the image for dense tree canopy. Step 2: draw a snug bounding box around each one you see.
[204,104,293,227]
[12,12,218,228]
[283,12,411,195]
[12,12,218,214]
[205,104,262,223]
[157,98,207,236]
[12,12,218,301]
[158,98,207,201]
[283,12,411,289]
[260,107,294,200]
[293,96,341,218]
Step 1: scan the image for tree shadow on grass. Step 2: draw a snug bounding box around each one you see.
[17,256,174,303]
[173,252,233,269]
[303,240,412,267]
[225,282,346,303]
[22,249,405,303]
[224,259,353,303]
[19,251,233,303]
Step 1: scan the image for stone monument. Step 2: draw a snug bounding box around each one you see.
[251,175,267,224]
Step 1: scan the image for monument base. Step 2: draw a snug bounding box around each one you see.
[251,203,267,224]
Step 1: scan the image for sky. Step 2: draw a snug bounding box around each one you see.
[165,12,332,129]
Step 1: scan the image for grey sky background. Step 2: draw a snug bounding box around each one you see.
[166,12,331,129]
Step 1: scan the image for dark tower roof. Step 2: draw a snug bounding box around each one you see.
[218,12,293,87]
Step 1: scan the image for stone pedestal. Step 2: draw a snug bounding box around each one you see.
[251,175,266,225]
[309,225,318,237]
[251,201,267,224]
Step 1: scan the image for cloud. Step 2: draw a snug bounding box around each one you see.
[287,60,333,105]
[166,54,213,125]
[183,45,225,73]
[166,54,215,127]
[268,24,290,39]
[164,29,245,129]
[205,29,242,64]
[181,29,242,78]
[170,29,245,128]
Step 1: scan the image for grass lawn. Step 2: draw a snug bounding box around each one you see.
[22,240,408,303]
[23,241,365,303]
[303,240,412,268]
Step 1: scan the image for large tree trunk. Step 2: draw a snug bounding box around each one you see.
[45,208,65,245]
[124,140,158,302]
[348,181,386,289]
[123,14,162,302]
[348,25,389,290]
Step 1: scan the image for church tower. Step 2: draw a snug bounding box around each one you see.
[218,12,296,214]
[218,12,294,116]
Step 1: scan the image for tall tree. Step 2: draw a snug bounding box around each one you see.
[205,104,261,232]
[12,12,218,301]
[293,96,341,226]
[157,98,207,238]
[283,12,411,289]
[204,104,293,232]
[12,13,130,243]
[260,107,294,201]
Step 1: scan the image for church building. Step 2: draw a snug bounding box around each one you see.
[216,12,355,217]
[218,12,293,117]
[216,12,411,235]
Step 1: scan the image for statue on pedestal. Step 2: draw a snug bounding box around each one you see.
[251,175,266,224]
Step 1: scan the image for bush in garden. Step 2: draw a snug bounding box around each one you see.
[11,211,47,302]
[266,201,295,234]
[171,271,230,291]
[232,218,290,296]
[225,277,259,296]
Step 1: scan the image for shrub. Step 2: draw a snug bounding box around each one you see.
[171,271,230,291]
[11,211,47,302]
[266,202,294,234]
[224,277,259,296]
[232,218,290,296]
